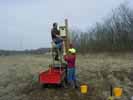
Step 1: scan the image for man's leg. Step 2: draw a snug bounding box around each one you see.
[54,38,63,61]
[72,68,78,88]
[55,37,63,51]
[54,48,59,61]
[67,68,73,86]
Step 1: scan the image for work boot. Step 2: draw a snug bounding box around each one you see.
[70,81,76,89]
[74,80,78,89]
[55,56,59,61]
[74,84,78,89]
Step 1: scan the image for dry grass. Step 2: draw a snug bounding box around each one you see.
[0,53,133,100]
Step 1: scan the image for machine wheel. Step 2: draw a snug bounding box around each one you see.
[41,84,48,88]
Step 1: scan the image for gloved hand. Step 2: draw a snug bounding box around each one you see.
[63,52,66,56]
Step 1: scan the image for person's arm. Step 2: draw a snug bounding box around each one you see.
[64,55,71,62]
[64,55,68,61]
[55,30,63,39]
[64,55,75,62]
[56,34,61,38]
[51,29,56,39]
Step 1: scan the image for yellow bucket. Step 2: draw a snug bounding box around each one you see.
[80,84,88,94]
[113,87,123,97]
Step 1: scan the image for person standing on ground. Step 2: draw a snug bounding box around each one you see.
[64,48,77,88]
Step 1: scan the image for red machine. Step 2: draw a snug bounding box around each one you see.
[39,64,67,85]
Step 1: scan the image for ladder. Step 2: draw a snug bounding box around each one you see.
[51,44,63,68]
[51,19,69,72]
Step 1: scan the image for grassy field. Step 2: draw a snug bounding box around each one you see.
[0,53,133,100]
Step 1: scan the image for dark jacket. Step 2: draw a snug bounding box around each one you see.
[51,28,60,40]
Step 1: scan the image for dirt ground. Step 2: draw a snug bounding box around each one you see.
[0,53,133,100]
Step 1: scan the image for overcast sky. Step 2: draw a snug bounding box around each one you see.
[0,0,132,50]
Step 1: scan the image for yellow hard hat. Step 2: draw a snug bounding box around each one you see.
[68,48,76,54]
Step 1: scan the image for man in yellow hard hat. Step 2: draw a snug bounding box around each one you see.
[64,46,77,88]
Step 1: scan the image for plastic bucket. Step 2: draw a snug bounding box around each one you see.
[113,87,123,97]
[80,84,88,94]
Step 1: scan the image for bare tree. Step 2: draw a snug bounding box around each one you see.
[71,3,133,53]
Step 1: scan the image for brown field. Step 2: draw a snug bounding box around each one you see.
[0,53,133,100]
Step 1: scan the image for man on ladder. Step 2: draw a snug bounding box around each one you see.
[51,22,63,61]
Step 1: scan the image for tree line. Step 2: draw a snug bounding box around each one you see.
[0,48,50,56]
[71,3,133,53]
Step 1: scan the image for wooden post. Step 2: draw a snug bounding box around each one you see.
[65,19,69,53]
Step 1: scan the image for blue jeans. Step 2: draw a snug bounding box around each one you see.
[67,67,76,81]
[54,37,63,49]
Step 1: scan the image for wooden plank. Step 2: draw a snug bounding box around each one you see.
[65,19,70,54]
